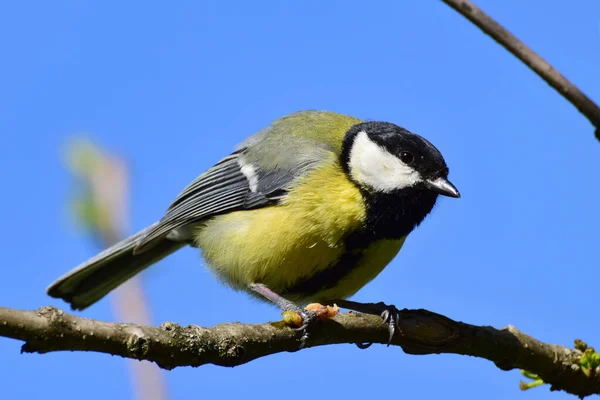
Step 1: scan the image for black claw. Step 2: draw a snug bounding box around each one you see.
[294,310,317,348]
[381,309,390,324]
[332,299,403,349]
[356,342,373,349]
[380,305,401,346]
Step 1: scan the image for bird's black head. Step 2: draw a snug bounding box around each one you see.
[341,121,459,239]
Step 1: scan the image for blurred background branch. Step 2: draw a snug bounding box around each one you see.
[66,139,168,400]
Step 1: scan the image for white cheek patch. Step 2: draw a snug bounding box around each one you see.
[348,131,421,192]
[238,159,259,192]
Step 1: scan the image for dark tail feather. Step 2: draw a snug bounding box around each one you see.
[47,223,185,310]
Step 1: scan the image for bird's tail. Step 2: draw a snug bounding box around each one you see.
[47,222,185,310]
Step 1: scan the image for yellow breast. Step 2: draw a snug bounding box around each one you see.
[194,158,405,302]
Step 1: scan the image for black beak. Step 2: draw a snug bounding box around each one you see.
[425,177,460,198]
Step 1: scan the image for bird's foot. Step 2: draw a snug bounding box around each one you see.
[332,299,403,348]
[249,283,339,348]
[282,303,339,348]
[380,304,402,346]
[281,307,316,348]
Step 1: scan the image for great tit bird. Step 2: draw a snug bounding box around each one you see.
[47,110,459,344]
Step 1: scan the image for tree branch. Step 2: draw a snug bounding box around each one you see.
[0,306,598,397]
[442,0,600,141]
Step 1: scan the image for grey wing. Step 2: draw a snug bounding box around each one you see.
[133,148,324,254]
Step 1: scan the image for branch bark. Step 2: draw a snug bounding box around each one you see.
[0,306,598,397]
[442,0,600,141]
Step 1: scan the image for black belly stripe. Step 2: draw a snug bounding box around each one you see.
[284,248,363,297]
[283,230,373,298]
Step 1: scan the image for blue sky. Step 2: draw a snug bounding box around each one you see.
[1,1,599,399]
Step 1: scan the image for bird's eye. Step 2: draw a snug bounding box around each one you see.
[399,151,414,165]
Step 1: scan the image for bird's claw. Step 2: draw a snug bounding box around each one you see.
[380,305,402,346]
[283,303,339,348]
[351,302,402,349]
[294,310,317,348]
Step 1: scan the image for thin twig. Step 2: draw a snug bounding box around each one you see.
[0,306,598,397]
[442,0,600,140]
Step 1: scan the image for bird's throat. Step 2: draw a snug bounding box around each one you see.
[361,188,438,240]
